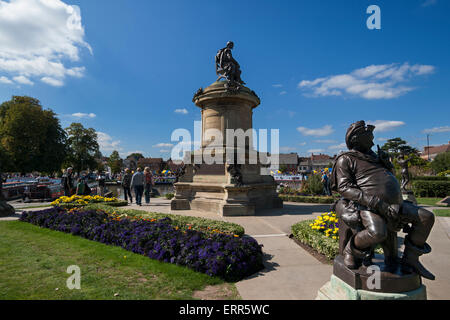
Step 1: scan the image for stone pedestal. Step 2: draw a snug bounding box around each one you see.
[317,275,427,300]
[171,81,283,216]
[316,254,427,300]
[0,198,14,217]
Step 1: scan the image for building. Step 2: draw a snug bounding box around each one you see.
[298,153,335,174]
[278,153,300,173]
[421,142,450,161]
[137,158,164,173]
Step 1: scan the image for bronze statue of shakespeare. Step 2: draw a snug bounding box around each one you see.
[215,41,245,86]
[330,121,435,280]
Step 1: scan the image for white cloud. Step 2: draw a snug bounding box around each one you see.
[280,91,287,95]
[299,63,435,100]
[423,126,450,134]
[0,76,12,84]
[97,132,122,153]
[272,84,283,88]
[41,76,64,87]
[422,0,437,7]
[367,120,406,132]
[159,149,171,153]
[314,139,337,144]
[72,112,96,119]
[175,108,188,115]
[298,142,307,146]
[13,75,33,85]
[280,146,297,152]
[328,143,347,151]
[153,143,174,148]
[297,125,334,137]
[0,0,91,87]
[307,149,325,154]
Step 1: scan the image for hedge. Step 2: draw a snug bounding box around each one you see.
[19,208,263,281]
[411,181,450,198]
[291,219,339,260]
[279,195,335,204]
[413,176,450,181]
[83,203,245,237]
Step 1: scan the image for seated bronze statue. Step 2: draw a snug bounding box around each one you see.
[330,121,435,280]
[215,41,245,85]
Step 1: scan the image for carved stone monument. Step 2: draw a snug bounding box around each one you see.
[171,42,283,216]
[0,171,14,217]
[317,121,435,300]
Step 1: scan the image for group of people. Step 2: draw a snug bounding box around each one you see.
[121,167,154,206]
[61,167,106,197]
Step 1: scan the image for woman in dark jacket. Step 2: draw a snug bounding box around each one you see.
[122,168,133,203]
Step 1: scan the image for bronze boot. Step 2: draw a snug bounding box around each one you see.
[343,237,367,269]
[401,237,435,280]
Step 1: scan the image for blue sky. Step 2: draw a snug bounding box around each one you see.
[0,0,449,159]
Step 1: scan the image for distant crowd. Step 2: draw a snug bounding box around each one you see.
[61,167,155,206]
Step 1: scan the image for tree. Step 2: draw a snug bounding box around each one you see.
[431,152,450,174]
[65,123,100,173]
[108,151,123,174]
[381,138,418,158]
[0,96,68,174]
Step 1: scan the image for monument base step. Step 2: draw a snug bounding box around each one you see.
[316,275,427,300]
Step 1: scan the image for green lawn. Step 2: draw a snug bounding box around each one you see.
[434,209,450,217]
[0,221,240,300]
[417,197,446,206]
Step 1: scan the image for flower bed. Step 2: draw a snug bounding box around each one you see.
[279,194,335,204]
[291,212,339,260]
[83,203,245,237]
[51,195,128,209]
[20,208,264,281]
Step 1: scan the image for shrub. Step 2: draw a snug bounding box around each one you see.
[20,208,263,281]
[412,176,450,181]
[291,218,339,261]
[411,180,450,198]
[165,193,175,200]
[83,203,245,237]
[303,174,324,196]
[279,195,335,204]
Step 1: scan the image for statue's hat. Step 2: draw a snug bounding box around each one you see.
[345,121,375,149]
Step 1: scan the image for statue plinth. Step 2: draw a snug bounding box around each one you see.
[171,81,283,216]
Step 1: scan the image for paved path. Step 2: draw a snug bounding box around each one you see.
[2,199,449,300]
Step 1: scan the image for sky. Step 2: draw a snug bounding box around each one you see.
[0,0,449,160]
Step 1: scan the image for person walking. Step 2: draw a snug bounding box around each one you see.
[321,171,331,196]
[61,167,74,196]
[131,167,144,206]
[122,168,133,203]
[144,167,153,205]
[97,171,106,196]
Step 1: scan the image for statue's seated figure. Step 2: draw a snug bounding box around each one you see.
[215,41,245,85]
[330,121,435,280]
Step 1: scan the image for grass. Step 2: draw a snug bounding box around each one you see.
[0,221,240,300]
[434,209,450,217]
[417,197,447,207]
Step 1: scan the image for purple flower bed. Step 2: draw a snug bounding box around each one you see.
[19,208,264,281]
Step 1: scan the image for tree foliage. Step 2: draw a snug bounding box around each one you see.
[0,96,68,173]
[65,123,100,173]
[431,152,450,174]
[381,137,418,157]
[108,150,123,174]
